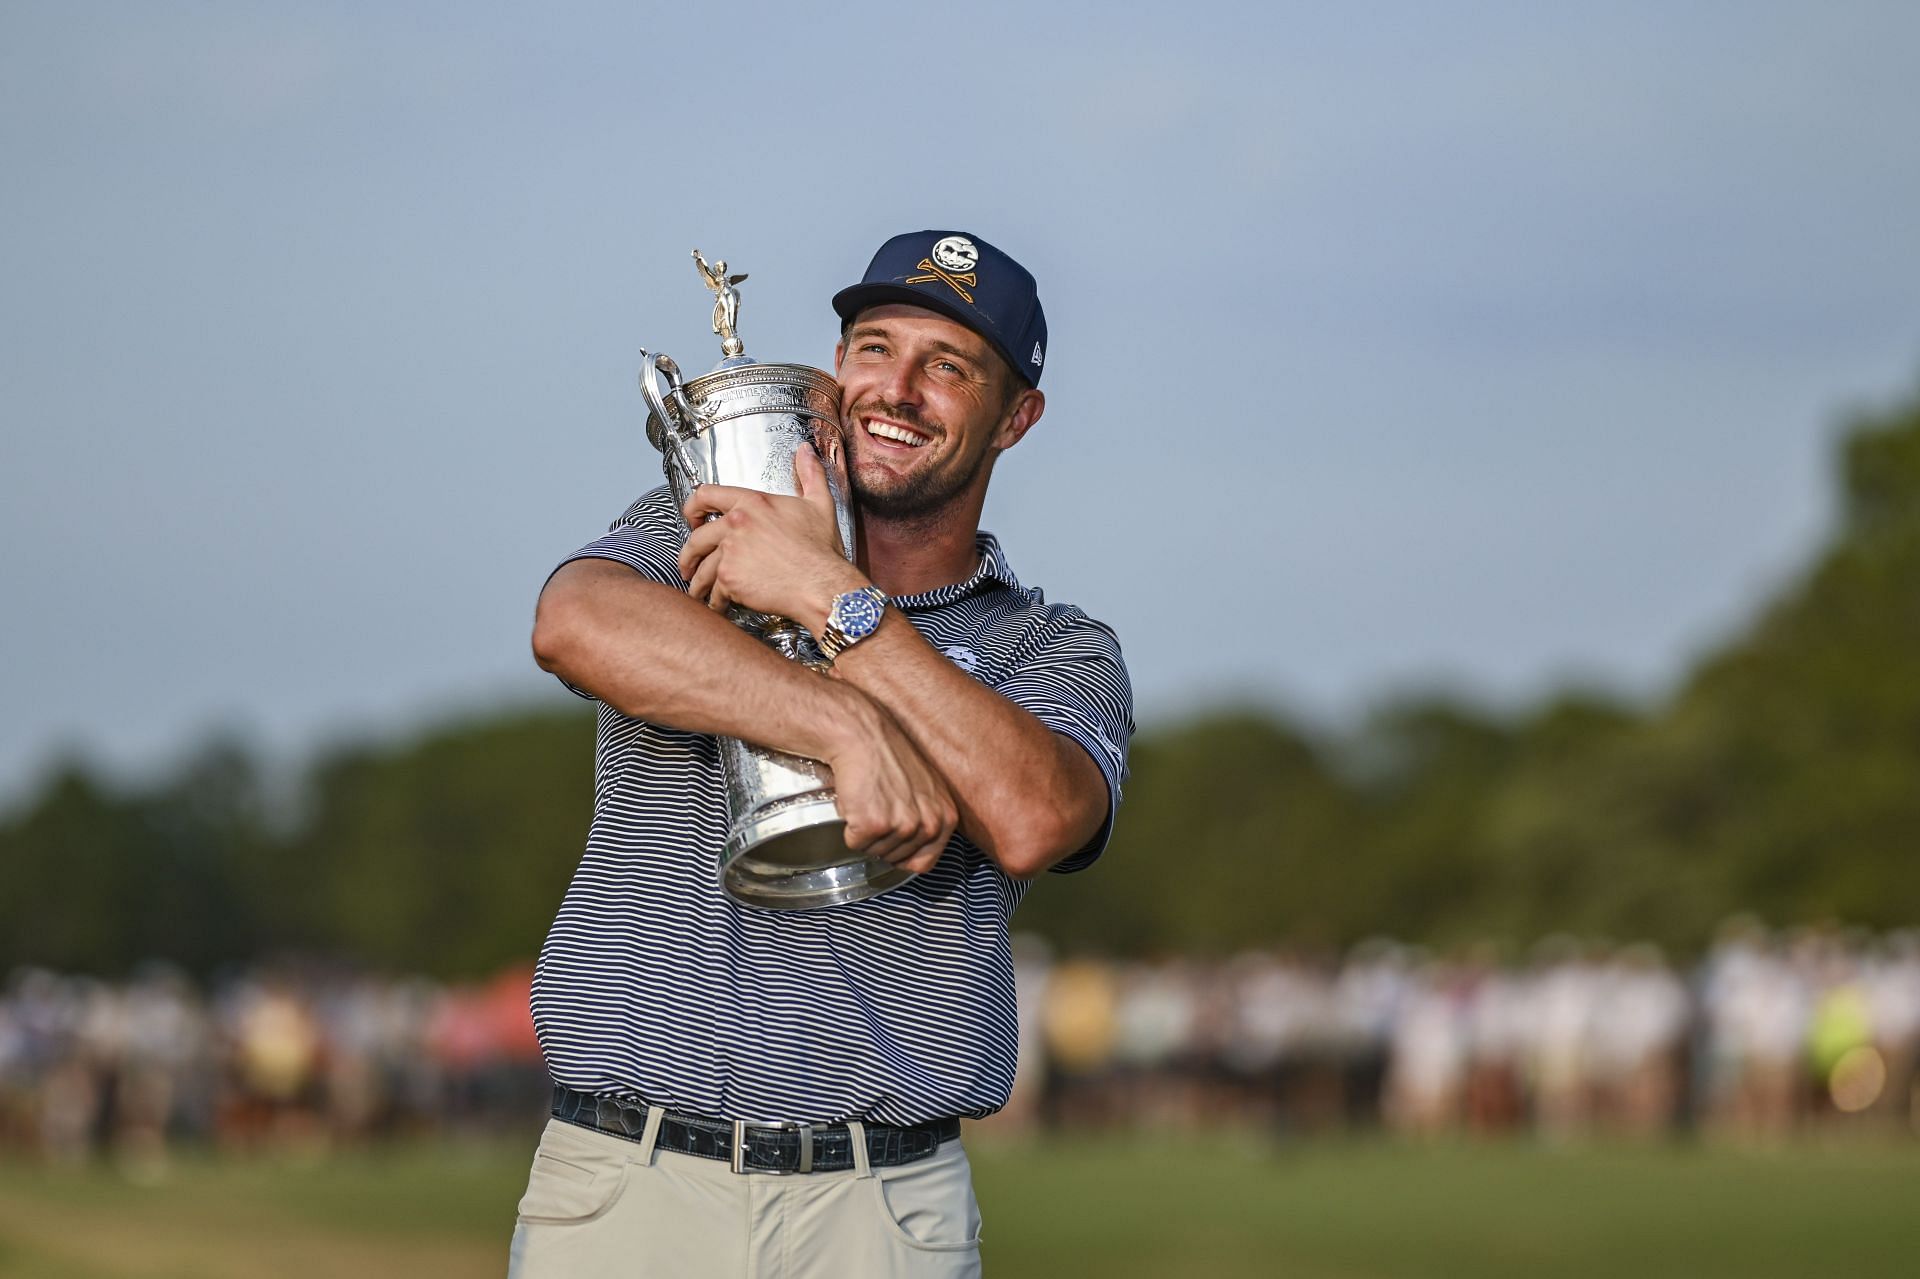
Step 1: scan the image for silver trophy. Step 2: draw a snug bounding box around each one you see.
[638,250,911,911]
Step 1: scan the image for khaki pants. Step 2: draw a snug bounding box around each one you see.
[507,1115,983,1277]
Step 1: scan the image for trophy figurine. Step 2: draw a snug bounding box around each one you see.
[692,249,747,358]
[638,251,909,910]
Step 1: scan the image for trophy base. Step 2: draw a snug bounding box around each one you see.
[720,794,915,910]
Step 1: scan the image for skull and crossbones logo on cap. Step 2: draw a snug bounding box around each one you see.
[908,235,983,303]
[929,236,979,274]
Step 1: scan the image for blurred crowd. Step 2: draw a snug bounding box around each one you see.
[3,922,1917,1165]
[1012,921,1920,1141]
[0,963,543,1168]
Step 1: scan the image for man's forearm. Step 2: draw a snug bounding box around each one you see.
[533,558,859,762]
[533,557,960,868]
[826,611,1109,879]
[666,475,1106,874]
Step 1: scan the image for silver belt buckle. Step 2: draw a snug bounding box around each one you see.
[730,1119,814,1175]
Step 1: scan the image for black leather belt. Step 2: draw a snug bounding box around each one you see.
[551,1084,960,1175]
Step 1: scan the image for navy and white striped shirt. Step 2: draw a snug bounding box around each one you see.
[532,488,1133,1125]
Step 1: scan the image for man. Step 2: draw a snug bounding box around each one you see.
[513,230,1133,1276]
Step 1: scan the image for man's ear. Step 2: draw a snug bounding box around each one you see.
[994,387,1045,450]
[833,340,845,372]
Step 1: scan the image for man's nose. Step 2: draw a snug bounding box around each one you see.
[878,358,921,405]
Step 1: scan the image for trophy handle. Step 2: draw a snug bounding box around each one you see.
[640,350,699,445]
[640,349,708,496]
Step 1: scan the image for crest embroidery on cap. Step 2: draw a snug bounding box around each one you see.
[1031,343,1044,367]
[908,235,980,303]
[930,236,979,273]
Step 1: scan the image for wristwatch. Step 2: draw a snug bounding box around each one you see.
[818,585,888,662]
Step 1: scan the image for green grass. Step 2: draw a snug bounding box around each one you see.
[1,1132,1916,1277]
[978,1134,1920,1277]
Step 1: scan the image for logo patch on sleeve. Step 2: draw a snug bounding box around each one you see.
[942,645,982,676]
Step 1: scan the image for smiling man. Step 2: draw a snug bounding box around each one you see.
[515,230,1134,1277]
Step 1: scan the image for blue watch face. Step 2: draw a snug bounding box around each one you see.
[837,589,884,639]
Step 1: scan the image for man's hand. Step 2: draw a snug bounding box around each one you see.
[820,685,959,874]
[679,448,863,628]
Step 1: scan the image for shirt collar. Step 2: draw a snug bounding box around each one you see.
[891,531,1024,610]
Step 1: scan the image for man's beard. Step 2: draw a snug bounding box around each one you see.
[846,400,989,521]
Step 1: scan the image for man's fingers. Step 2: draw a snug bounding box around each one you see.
[888,825,950,874]
[882,841,937,871]
[793,447,832,512]
[686,555,719,607]
[872,811,952,869]
[682,484,751,526]
[678,519,726,580]
[842,801,937,864]
[845,818,903,862]
[828,716,955,876]
[919,811,957,866]
[793,449,846,554]
[898,846,944,876]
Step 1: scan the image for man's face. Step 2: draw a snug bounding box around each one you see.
[834,304,1038,521]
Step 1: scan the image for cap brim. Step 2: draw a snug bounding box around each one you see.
[831,283,1034,387]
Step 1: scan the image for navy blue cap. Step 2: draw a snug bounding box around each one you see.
[832,230,1048,388]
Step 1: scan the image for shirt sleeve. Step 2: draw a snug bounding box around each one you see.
[991,606,1135,874]
[544,488,689,700]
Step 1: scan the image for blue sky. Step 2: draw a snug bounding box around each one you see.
[4,1,1919,798]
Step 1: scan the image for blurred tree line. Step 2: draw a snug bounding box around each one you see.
[5,382,1919,978]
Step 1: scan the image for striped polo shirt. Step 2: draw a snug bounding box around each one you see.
[532,487,1133,1125]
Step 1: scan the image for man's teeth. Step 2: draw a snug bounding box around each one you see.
[867,420,928,447]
